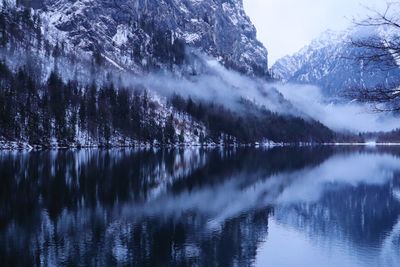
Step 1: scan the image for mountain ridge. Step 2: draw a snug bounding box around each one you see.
[0,2,341,148]
[32,0,269,77]
[272,27,400,97]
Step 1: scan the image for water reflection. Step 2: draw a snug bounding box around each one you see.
[0,147,399,266]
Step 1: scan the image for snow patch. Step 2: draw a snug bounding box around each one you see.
[112,25,129,46]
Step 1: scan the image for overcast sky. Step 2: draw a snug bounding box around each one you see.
[243,0,388,65]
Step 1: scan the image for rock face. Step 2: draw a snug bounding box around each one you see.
[31,0,268,77]
[0,1,342,146]
[272,29,400,97]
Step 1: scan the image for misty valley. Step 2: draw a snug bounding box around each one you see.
[1,3,400,149]
[1,147,400,267]
[1,0,400,267]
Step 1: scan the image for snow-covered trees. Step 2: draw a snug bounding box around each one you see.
[169,94,336,144]
[0,62,178,146]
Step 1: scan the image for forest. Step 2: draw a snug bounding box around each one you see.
[0,62,175,146]
[169,94,338,143]
[0,60,345,147]
[0,4,362,147]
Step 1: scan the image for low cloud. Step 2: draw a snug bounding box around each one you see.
[275,83,400,132]
[118,57,400,133]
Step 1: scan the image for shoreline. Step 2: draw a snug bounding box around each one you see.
[1,140,400,151]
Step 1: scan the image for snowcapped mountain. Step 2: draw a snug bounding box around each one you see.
[25,0,269,77]
[0,1,343,148]
[272,28,400,97]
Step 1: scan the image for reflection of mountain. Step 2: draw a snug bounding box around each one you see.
[276,181,400,241]
[273,167,400,266]
[1,147,400,266]
[0,147,332,266]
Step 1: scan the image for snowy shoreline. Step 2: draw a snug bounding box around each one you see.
[1,140,400,151]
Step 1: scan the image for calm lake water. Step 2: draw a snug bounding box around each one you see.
[1,147,400,267]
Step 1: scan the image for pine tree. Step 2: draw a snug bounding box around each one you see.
[165,114,175,144]
[179,129,185,144]
[48,71,67,140]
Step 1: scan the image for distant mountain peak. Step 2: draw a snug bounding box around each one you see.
[272,27,400,97]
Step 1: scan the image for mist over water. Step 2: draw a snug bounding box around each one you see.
[1,147,400,266]
[276,83,400,132]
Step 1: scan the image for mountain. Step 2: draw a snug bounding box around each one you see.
[19,0,268,77]
[272,29,400,97]
[0,1,342,148]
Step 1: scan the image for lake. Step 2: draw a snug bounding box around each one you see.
[1,147,400,267]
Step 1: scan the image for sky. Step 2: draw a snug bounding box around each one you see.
[243,0,388,65]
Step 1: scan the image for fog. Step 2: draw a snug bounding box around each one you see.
[123,58,400,133]
[3,41,399,134]
[120,57,296,115]
[276,83,400,132]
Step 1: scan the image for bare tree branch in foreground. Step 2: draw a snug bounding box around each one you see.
[350,2,400,111]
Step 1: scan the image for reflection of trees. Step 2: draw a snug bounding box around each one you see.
[171,147,335,194]
[274,171,400,265]
[0,149,207,225]
[0,147,377,266]
[0,148,209,266]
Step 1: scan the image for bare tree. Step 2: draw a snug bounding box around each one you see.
[349,2,400,111]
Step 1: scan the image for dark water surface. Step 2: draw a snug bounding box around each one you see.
[1,147,400,267]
